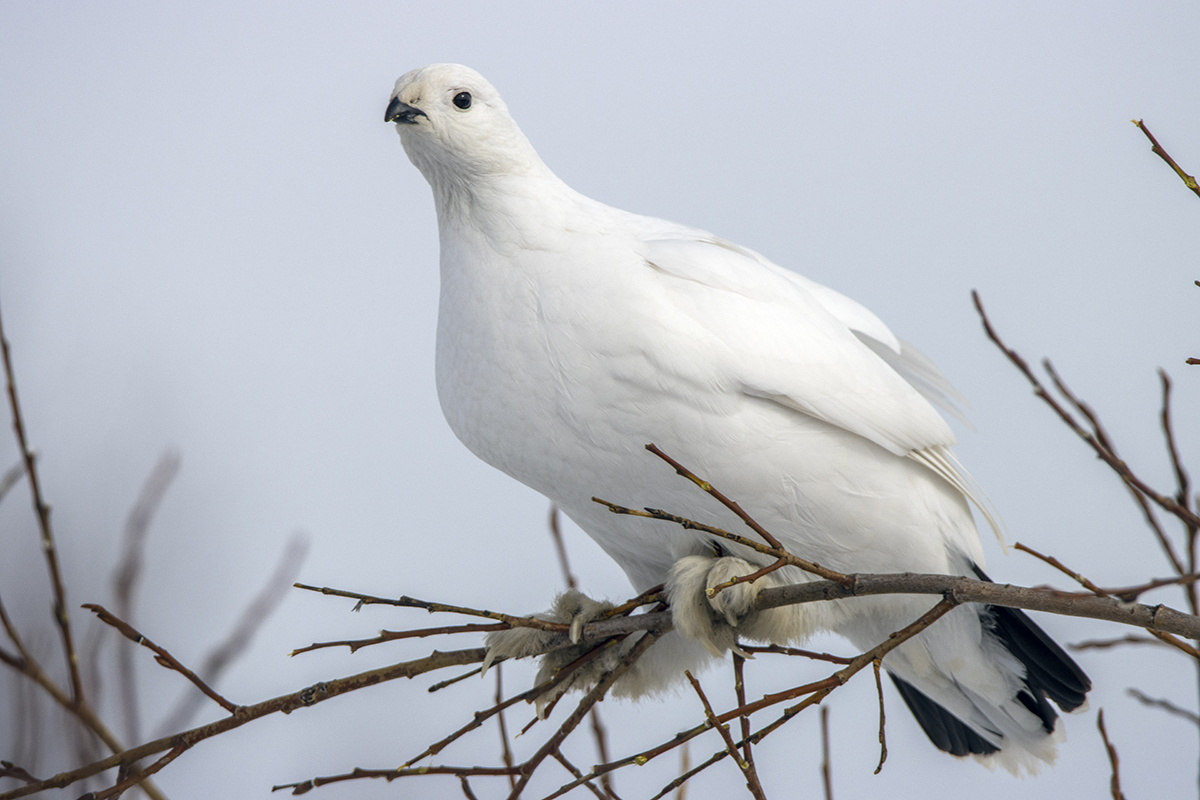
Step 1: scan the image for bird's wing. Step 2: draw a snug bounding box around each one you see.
[639,236,955,455]
[637,236,1001,538]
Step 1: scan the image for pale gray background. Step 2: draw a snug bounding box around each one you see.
[2,2,1198,798]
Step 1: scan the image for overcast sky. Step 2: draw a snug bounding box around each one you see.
[2,3,1199,798]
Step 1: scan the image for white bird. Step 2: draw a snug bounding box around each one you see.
[385,63,1089,772]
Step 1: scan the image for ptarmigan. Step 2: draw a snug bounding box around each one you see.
[385,63,1089,770]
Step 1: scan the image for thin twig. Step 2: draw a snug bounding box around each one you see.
[548,505,578,590]
[156,534,309,737]
[113,449,181,745]
[871,658,887,774]
[3,647,489,799]
[685,671,766,799]
[88,742,189,800]
[1160,370,1198,615]
[1070,635,1170,652]
[272,765,521,794]
[1044,358,1188,576]
[0,302,84,705]
[594,498,847,587]
[973,291,1200,533]
[0,460,25,505]
[644,444,853,588]
[293,583,572,633]
[82,604,240,714]
[553,597,960,800]
[507,632,661,800]
[819,706,832,800]
[291,622,509,656]
[550,751,608,800]
[738,645,852,664]
[1126,687,1200,726]
[1097,709,1127,800]
[1133,119,1200,199]
[1014,542,1200,658]
[732,654,755,782]
[496,663,517,794]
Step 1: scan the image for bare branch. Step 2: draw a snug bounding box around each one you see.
[156,533,309,735]
[973,291,1200,533]
[732,654,755,784]
[0,302,84,705]
[871,658,887,774]
[644,445,852,587]
[0,460,24,505]
[548,505,578,590]
[113,448,181,744]
[1126,688,1200,726]
[507,632,661,800]
[495,664,517,794]
[1097,710,1127,800]
[1133,119,1200,199]
[82,603,240,714]
[2,647,489,799]
[1071,635,1170,652]
[685,671,766,799]
[1014,541,1199,658]
[819,706,832,800]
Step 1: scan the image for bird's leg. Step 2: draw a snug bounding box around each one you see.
[666,554,769,658]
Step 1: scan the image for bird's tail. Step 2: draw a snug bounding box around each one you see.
[885,565,1090,772]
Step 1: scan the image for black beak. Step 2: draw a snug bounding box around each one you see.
[386,96,427,124]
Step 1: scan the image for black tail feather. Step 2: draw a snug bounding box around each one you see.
[973,564,1092,713]
[891,675,1000,756]
[891,566,1092,757]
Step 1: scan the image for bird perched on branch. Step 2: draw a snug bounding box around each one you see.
[385,63,1089,772]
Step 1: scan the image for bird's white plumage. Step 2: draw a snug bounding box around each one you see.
[387,63,1079,772]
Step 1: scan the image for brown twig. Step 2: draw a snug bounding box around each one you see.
[550,751,609,800]
[291,622,509,656]
[644,445,853,588]
[1044,359,1188,576]
[1097,709,1127,800]
[1126,687,1200,725]
[0,762,40,785]
[871,658,887,774]
[973,291,1200,532]
[272,765,521,794]
[87,741,189,800]
[594,498,849,587]
[2,647,489,799]
[707,559,790,599]
[495,663,517,794]
[155,533,309,737]
[685,671,766,800]
[1160,370,1199,615]
[293,583,572,634]
[732,653,755,782]
[0,302,84,705]
[819,706,832,800]
[507,632,661,800]
[1133,119,1200,199]
[1014,542,1200,658]
[738,644,852,664]
[1070,634,1169,652]
[556,597,959,800]
[112,449,181,744]
[0,459,25,504]
[82,603,240,714]
[548,505,578,590]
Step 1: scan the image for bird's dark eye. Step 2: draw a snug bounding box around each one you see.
[453,91,472,110]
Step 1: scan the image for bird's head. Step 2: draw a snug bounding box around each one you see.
[386,64,543,188]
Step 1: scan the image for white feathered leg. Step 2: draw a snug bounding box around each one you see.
[667,554,810,657]
[482,589,617,718]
